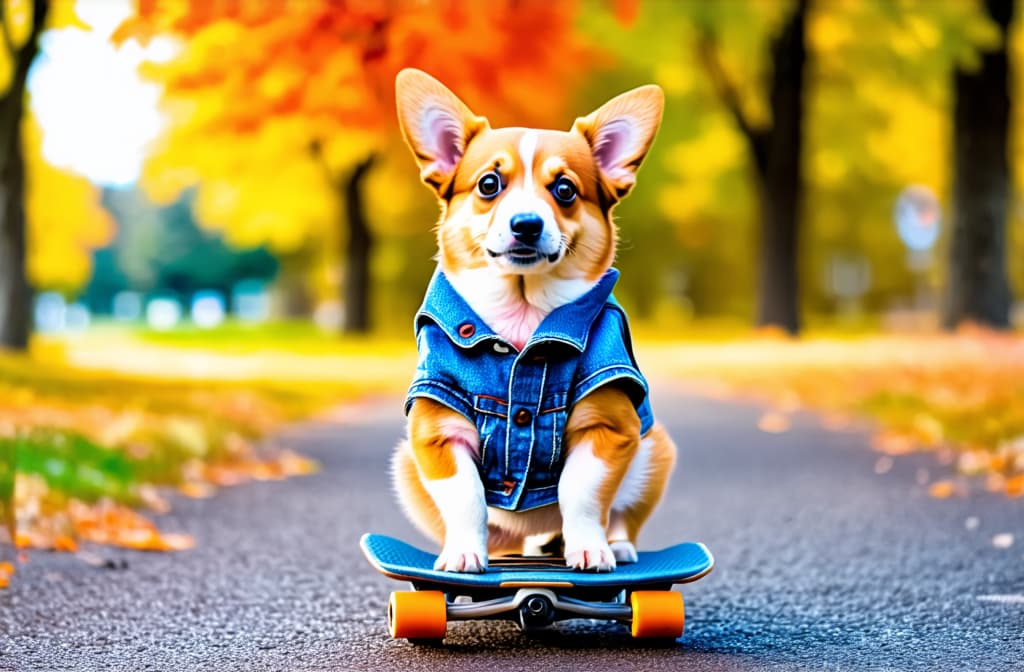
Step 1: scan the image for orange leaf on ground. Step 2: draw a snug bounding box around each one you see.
[277,450,319,476]
[69,501,194,552]
[1005,475,1024,498]
[872,432,917,455]
[928,481,956,499]
[0,562,12,588]
[758,412,791,434]
[986,473,1007,493]
[178,482,216,499]
[53,535,78,552]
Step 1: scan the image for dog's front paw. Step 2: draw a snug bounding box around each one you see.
[434,546,487,573]
[564,541,617,572]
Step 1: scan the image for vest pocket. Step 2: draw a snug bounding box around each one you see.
[530,391,568,488]
[472,395,507,468]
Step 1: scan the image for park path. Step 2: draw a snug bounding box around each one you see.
[1,388,1022,671]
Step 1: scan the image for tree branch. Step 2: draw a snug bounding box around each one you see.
[0,1,15,60]
[696,29,769,176]
[308,138,342,190]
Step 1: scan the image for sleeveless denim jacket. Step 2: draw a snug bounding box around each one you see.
[405,268,653,511]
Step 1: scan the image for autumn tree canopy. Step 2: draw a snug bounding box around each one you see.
[115,0,587,331]
[582,0,1017,326]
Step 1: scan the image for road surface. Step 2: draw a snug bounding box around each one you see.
[1,389,1022,671]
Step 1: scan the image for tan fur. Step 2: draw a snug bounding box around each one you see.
[563,386,642,521]
[393,69,673,565]
[407,398,462,481]
[611,423,677,543]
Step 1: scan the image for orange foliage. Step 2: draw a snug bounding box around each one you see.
[0,562,13,588]
[114,0,588,253]
[117,0,584,129]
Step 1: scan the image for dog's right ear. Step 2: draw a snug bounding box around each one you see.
[395,69,488,195]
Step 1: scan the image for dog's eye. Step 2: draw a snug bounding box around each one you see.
[477,172,502,199]
[551,176,577,205]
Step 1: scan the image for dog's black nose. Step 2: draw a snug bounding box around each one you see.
[509,212,543,245]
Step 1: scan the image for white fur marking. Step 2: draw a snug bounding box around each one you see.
[423,448,488,572]
[611,436,654,511]
[519,131,538,190]
[559,441,616,571]
[446,268,597,349]
[483,131,561,265]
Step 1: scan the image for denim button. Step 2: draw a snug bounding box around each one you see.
[493,342,510,354]
[502,479,517,495]
[513,409,532,426]
[458,323,475,338]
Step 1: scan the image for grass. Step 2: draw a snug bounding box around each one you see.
[1,330,405,555]
[637,328,1024,497]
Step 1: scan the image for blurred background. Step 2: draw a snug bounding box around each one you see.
[1,0,1023,563]
[2,0,1021,345]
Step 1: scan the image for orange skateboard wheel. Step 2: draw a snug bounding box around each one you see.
[388,591,447,641]
[630,590,685,639]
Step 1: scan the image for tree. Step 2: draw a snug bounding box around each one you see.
[583,0,1011,326]
[0,0,48,349]
[945,0,1015,329]
[115,1,585,333]
[697,0,808,335]
[25,117,114,293]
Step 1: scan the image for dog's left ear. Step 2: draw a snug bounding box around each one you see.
[395,68,489,195]
[572,85,664,203]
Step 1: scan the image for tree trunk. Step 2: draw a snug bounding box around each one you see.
[341,154,376,333]
[945,0,1014,330]
[0,0,48,351]
[698,0,807,335]
[755,0,806,335]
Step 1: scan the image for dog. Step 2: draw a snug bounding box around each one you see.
[391,69,675,573]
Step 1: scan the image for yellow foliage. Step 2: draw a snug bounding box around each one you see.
[24,116,114,290]
[4,0,35,50]
[864,87,947,190]
[807,9,850,53]
[657,115,747,234]
[652,62,695,97]
[116,0,584,262]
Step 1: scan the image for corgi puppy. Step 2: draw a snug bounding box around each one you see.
[391,69,675,572]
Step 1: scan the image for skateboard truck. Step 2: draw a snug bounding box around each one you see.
[519,592,555,629]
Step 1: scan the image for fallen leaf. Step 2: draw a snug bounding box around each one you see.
[873,432,917,455]
[53,535,78,552]
[928,481,955,499]
[178,482,216,499]
[985,473,1007,493]
[757,412,791,434]
[1005,475,1024,498]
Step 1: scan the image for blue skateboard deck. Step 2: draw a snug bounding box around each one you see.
[360,533,714,590]
[361,533,714,641]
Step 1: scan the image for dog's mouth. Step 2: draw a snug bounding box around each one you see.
[487,246,561,266]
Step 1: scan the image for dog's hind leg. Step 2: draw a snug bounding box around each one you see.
[607,422,677,563]
[391,440,445,545]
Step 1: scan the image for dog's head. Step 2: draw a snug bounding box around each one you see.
[395,69,663,283]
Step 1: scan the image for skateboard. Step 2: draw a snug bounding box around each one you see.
[360,533,714,642]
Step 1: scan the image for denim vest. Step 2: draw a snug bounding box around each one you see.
[405,268,654,512]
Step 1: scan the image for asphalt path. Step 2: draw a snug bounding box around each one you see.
[1,388,1022,671]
